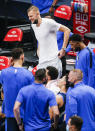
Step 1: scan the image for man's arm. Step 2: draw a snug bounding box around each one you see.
[14,101,24,131]
[49,95,63,120]
[58,25,71,58]
[51,105,59,129]
[49,0,58,13]
[52,0,58,6]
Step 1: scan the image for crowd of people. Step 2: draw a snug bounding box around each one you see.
[0,2,95,131]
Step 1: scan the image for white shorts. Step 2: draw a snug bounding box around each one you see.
[37,56,62,78]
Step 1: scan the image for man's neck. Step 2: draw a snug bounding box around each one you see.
[35,80,43,84]
[60,86,67,93]
[80,42,86,50]
[13,60,23,67]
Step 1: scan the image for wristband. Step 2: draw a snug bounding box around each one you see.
[62,48,66,51]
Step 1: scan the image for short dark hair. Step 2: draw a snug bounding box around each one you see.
[46,66,58,80]
[70,116,83,131]
[69,34,83,42]
[11,48,24,60]
[35,69,46,81]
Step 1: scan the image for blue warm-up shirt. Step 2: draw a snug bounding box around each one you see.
[75,47,90,85]
[88,50,95,89]
[65,81,95,131]
[16,82,57,131]
[75,47,95,89]
[31,0,53,14]
[0,66,34,117]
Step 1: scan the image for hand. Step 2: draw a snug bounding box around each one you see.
[18,123,24,131]
[58,49,66,58]
[51,123,58,130]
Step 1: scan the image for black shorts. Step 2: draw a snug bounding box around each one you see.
[6,117,19,131]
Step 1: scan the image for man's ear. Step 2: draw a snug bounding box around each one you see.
[37,11,40,16]
[70,125,76,131]
[10,57,14,66]
[20,54,24,62]
[48,75,51,81]
[76,42,80,47]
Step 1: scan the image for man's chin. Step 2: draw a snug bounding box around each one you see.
[33,19,38,24]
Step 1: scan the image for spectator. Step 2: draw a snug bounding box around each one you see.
[69,34,95,89]
[31,0,53,16]
[49,0,73,30]
[14,69,59,131]
[0,48,34,131]
[66,115,83,131]
[57,75,69,116]
[49,0,72,14]
[46,66,60,95]
[65,69,95,131]
[27,5,71,78]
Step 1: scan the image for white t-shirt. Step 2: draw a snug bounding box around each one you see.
[31,18,61,64]
[46,80,60,95]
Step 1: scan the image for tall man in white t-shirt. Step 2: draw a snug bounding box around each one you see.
[27,5,71,78]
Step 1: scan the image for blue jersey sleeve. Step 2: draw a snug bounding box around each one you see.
[16,88,24,104]
[48,91,57,107]
[0,71,3,84]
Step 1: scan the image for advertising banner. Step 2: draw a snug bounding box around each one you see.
[73,0,91,36]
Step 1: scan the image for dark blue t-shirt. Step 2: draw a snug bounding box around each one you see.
[16,82,57,131]
[66,82,95,131]
[0,66,34,117]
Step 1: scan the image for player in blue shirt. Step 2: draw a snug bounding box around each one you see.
[0,48,34,131]
[69,34,95,89]
[14,69,59,131]
[65,69,95,131]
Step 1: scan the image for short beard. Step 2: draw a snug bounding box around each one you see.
[75,47,81,52]
[33,19,38,24]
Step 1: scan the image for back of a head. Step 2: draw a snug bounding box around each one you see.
[35,69,46,82]
[11,48,24,60]
[71,69,83,81]
[46,66,58,80]
[69,34,83,42]
[70,116,83,131]
[27,5,39,13]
